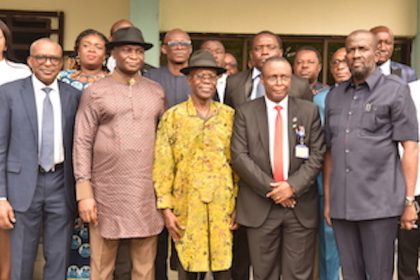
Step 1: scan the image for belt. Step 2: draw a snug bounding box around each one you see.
[39,162,64,173]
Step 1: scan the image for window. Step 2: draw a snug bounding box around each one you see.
[0,10,64,63]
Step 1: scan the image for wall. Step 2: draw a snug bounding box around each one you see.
[160,0,417,36]
[1,0,129,51]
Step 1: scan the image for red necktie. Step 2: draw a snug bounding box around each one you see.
[274,105,284,182]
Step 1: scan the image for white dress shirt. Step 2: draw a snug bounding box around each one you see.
[265,96,289,180]
[379,59,391,76]
[250,67,262,100]
[216,73,227,103]
[32,75,64,165]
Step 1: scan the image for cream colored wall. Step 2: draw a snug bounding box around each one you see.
[160,0,417,36]
[2,0,129,51]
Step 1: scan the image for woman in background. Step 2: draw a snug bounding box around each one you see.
[58,28,108,280]
[0,19,31,280]
[59,28,109,91]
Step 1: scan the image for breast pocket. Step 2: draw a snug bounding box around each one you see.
[360,105,390,135]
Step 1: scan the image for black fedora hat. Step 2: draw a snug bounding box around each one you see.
[107,26,153,50]
[180,50,226,75]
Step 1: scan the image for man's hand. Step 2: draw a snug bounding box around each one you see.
[0,200,15,229]
[229,210,239,230]
[266,181,294,205]
[78,198,98,226]
[280,198,296,208]
[162,209,184,241]
[400,204,418,230]
[324,199,332,226]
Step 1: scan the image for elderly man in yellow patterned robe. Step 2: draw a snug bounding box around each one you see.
[153,50,237,280]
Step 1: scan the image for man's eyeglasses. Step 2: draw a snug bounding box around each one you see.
[31,55,62,65]
[165,41,192,48]
[330,59,347,67]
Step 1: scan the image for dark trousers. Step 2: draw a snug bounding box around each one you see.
[332,217,398,280]
[155,228,169,280]
[398,195,420,280]
[231,226,250,280]
[178,261,230,280]
[11,168,73,280]
[247,207,316,280]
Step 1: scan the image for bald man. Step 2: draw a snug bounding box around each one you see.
[0,38,81,279]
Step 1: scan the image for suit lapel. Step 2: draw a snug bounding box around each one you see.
[58,82,69,141]
[20,77,38,143]
[288,97,298,171]
[391,65,402,78]
[254,98,270,160]
[245,70,253,100]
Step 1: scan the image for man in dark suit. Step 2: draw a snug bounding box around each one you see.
[0,38,81,279]
[231,57,325,280]
[370,25,417,83]
[225,31,313,280]
[224,30,313,108]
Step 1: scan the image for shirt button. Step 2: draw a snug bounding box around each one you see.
[345,149,350,153]
[348,111,353,116]
[353,96,358,100]
[345,129,350,133]
[345,168,351,173]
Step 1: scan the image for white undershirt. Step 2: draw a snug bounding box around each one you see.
[265,95,289,180]
[32,75,64,165]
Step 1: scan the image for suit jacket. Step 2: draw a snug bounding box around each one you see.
[231,96,325,228]
[0,76,81,212]
[224,68,313,108]
[391,60,417,83]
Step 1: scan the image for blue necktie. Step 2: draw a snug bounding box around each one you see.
[39,87,54,171]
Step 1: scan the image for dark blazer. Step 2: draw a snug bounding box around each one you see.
[231,96,325,228]
[224,68,313,108]
[0,77,81,212]
[391,61,417,83]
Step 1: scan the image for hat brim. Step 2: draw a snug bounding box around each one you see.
[180,65,226,76]
[107,41,153,51]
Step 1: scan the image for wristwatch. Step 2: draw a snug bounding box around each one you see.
[405,196,416,207]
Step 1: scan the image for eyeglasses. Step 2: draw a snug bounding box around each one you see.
[264,75,291,84]
[31,55,62,65]
[330,59,347,67]
[193,74,218,82]
[165,41,192,48]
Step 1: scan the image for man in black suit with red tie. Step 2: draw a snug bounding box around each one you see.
[231,57,325,280]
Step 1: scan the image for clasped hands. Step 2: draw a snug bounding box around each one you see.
[266,181,296,208]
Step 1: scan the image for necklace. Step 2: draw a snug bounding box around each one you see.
[73,70,107,84]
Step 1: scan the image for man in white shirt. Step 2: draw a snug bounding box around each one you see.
[370,25,417,83]
[231,57,325,280]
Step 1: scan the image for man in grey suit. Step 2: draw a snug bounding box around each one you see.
[224,31,313,280]
[370,25,417,83]
[224,30,313,108]
[231,57,325,280]
[0,38,81,279]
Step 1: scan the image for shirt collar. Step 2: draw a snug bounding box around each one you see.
[345,68,382,92]
[379,59,391,75]
[186,96,220,117]
[252,67,261,80]
[264,95,289,111]
[31,74,59,93]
